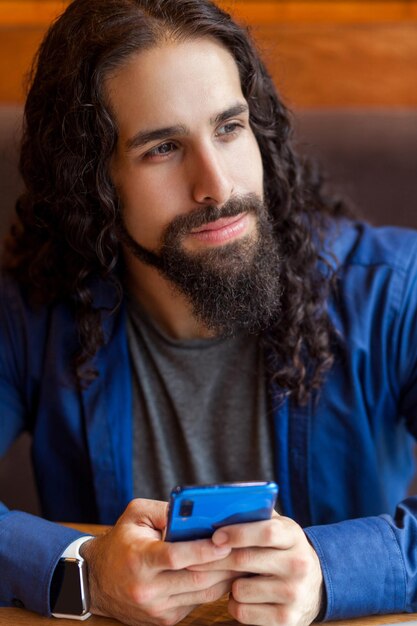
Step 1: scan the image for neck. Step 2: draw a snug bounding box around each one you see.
[123,252,215,340]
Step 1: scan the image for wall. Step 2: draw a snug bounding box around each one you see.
[0,0,417,106]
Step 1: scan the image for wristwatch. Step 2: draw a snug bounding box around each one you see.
[51,536,94,620]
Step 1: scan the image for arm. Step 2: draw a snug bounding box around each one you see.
[0,506,87,613]
[0,278,89,614]
[189,231,417,625]
[303,227,417,620]
[189,505,413,625]
[305,509,411,621]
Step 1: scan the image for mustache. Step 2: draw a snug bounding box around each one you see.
[115,193,268,271]
[163,193,265,241]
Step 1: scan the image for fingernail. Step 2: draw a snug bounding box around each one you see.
[214,544,231,556]
[213,530,229,545]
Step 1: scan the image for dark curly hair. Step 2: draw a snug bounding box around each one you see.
[2,0,351,402]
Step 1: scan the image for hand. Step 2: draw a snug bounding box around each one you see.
[81,498,235,626]
[190,514,324,626]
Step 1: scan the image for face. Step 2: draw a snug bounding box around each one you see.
[107,37,264,257]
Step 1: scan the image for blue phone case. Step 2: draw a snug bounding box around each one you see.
[165,481,279,542]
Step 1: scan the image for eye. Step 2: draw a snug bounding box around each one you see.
[145,141,177,159]
[216,121,244,139]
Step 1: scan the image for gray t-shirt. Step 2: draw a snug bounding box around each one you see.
[126,298,275,501]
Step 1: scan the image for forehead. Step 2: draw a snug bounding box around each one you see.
[105,37,246,138]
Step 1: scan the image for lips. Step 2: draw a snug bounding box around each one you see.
[190,214,246,233]
[187,213,250,246]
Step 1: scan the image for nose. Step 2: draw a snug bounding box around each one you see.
[190,145,233,206]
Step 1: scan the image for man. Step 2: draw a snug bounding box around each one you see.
[1,0,417,624]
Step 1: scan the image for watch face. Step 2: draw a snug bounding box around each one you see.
[51,559,88,616]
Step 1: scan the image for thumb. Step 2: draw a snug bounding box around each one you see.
[121,498,169,531]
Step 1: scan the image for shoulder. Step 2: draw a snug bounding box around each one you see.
[0,271,125,354]
[0,271,54,324]
[0,272,51,370]
[326,222,417,358]
[324,221,417,415]
[0,271,33,321]
[0,273,79,373]
[329,220,417,275]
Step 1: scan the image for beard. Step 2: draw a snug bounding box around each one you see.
[117,193,282,336]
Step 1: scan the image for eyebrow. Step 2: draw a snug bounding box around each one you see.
[125,124,189,153]
[211,103,249,126]
[125,102,249,153]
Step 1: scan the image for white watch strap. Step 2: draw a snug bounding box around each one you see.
[61,536,94,559]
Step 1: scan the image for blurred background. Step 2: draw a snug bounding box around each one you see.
[0,0,417,513]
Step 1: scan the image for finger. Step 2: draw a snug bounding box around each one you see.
[146,538,232,571]
[155,568,238,597]
[212,517,300,550]
[229,596,290,626]
[189,549,255,574]
[135,580,233,623]
[121,498,169,531]
[123,568,235,610]
[167,578,235,608]
[232,575,296,604]
[189,547,285,575]
[192,544,311,578]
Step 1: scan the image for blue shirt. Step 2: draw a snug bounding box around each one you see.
[1,220,417,619]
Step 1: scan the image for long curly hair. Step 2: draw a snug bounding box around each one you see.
[2,0,351,402]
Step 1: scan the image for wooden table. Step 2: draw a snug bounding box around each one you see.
[1,524,417,626]
[2,601,417,626]
[2,604,417,625]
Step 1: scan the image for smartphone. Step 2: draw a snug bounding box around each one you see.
[165,481,279,542]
